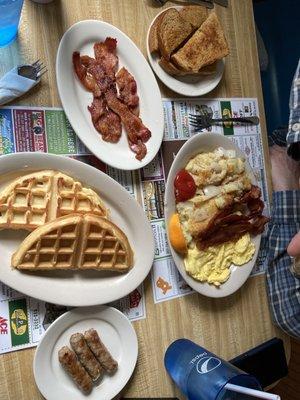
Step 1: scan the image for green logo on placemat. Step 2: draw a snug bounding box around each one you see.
[220,101,234,136]
[9,299,29,346]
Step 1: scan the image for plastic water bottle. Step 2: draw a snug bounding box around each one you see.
[0,0,24,48]
[165,339,262,400]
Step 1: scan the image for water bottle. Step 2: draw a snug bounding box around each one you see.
[165,339,262,400]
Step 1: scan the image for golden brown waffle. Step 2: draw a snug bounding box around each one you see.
[12,214,133,272]
[0,171,108,231]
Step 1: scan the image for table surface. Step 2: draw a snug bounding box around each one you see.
[0,1,290,399]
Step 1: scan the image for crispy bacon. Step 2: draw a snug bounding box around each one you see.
[116,67,139,116]
[73,52,101,97]
[74,38,150,159]
[87,63,115,95]
[94,38,118,78]
[88,97,105,124]
[95,110,122,143]
[80,55,96,67]
[129,140,147,161]
[196,185,269,249]
[105,90,151,159]
[88,97,121,143]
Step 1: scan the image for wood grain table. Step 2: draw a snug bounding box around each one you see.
[0,1,290,399]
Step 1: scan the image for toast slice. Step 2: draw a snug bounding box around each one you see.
[159,57,217,76]
[179,5,208,29]
[171,12,229,73]
[149,10,167,53]
[157,8,194,60]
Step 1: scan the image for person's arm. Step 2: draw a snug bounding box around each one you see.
[265,146,300,338]
[287,58,300,160]
[287,231,300,257]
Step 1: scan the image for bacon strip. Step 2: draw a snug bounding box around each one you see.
[73,52,101,97]
[94,38,118,78]
[116,67,139,116]
[105,90,151,160]
[196,185,269,249]
[88,97,121,143]
[105,90,151,143]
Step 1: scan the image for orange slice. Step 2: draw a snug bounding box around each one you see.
[168,213,187,254]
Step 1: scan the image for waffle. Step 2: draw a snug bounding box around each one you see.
[0,171,108,231]
[12,214,134,272]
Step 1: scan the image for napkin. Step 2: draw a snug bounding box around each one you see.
[0,67,40,106]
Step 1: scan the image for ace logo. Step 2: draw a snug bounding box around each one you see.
[0,316,8,334]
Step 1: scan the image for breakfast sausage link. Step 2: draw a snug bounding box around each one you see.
[58,346,93,394]
[70,333,103,381]
[84,328,118,374]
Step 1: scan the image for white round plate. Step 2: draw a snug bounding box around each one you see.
[0,153,154,306]
[56,20,164,170]
[34,305,138,400]
[164,133,261,298]
[146,7,225,97]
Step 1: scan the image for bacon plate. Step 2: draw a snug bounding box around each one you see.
[116,67,139,116]
[74,37,150,160]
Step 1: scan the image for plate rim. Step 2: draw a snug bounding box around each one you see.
[33,305,138,400]
[0,152,154,306]
[164,132,262,298]
[56,19,164,171]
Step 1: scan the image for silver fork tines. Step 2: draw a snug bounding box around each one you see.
[189,114,260,131]
[17,60,47,81]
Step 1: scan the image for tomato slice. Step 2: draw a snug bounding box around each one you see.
[174,169,196,202]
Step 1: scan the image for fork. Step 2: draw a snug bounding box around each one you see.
[153,0,214,8]
[17,60,47,81]
[189,114,260,130]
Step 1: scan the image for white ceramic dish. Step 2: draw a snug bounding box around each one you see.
[34,305,138,400]
[146,7,225,97]
[0,153,154,306]
[56,20,164,170]
[164,133,261,298]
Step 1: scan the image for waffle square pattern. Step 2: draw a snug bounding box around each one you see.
[0,171,108,230]
[12,214,133,272]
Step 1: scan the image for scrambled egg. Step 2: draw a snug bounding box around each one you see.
[184,234,255,286]
[185,148,246,188]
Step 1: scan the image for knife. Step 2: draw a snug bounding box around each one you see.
[213,0,229,6]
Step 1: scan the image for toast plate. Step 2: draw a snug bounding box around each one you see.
[34,306,138,400]
[146,7,225,97]
[56,20,164,170]
[0,153,154,306]
[164,133,262,298]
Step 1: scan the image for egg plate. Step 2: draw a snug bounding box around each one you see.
[164,133,262,298]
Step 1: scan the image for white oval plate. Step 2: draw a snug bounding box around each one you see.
[164,133,261,298]
[0,153,154,306]
[34,305,138,400]
[56,20,164,170]
[146,7,225,97]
